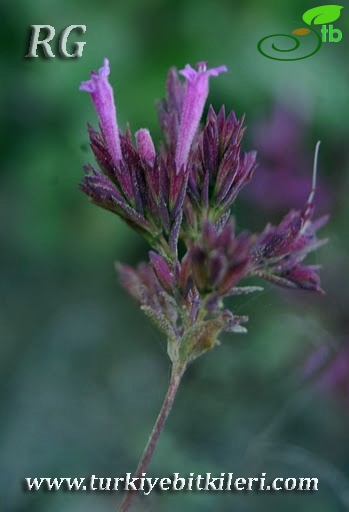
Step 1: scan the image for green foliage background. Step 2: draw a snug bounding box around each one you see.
[1,1,348,511]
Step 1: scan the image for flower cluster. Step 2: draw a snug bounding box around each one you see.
[80,59,327,366]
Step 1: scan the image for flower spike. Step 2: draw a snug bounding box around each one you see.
[80,62,328,512]
[250,140,328,293]
[80,58,327,337]
[175,62,227,171]
[80,58,123,165]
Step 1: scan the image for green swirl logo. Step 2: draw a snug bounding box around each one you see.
[257,5,343,61]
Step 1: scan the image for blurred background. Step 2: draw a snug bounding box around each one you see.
[1,0,348,511]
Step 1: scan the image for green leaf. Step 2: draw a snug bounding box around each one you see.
[302,5,343,25]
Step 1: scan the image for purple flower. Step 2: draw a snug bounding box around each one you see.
[175,62,227,171]
[117,260,180,343]
[149,250,174,292]
[79,60,228,258]
[80,59,328,356]
[184,219,252,296]
[183,106,256,233]
[250,192,328,293]
[80,58,123,165]
[135,129,156,166]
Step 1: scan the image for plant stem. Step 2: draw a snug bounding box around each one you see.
[119,363,186,512]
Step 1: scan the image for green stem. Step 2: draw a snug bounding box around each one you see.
[119,363,186,512]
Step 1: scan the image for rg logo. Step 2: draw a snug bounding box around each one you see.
[26,25,87,58]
